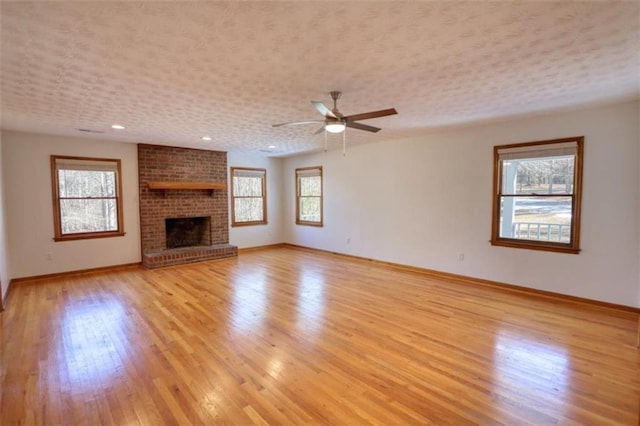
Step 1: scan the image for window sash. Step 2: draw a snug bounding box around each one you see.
[233,197,265,223]
[57,169,118,198]
[498,195,574,244]
[498,156,576,196]
[59,198,119,234]
[233,176,264,197]
[298,175,322,197]
[298,196,322,222]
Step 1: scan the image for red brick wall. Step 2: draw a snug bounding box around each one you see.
[138,144,229,255]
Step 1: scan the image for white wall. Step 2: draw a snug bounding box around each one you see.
[283,101,640,308]
[2,130,141,279]
[0,137,10,304]
[227,152,284,248]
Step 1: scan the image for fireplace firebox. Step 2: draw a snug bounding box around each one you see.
[165,217,211,249]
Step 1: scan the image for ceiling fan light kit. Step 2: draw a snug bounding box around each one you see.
[325,121,346,133]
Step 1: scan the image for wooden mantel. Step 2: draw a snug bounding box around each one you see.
[147,181,227,197]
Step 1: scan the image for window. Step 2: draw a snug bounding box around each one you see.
[296,166,323,226]
[230,167,267,226]
[491,137,583,253]
[51,155,125,241]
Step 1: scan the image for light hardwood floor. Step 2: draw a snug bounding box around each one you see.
[1,247,639,425]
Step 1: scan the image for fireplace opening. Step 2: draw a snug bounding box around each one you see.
[165,217,211,249]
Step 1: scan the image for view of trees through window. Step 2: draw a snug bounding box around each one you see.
[231,168,266,225]
[296,166,322,225]
[492,137,583,253]
[501,156,575,243]
[52,156,123,240]
[58,169,118,234]
[299,176,321,221]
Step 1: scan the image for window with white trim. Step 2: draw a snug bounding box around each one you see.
[296,166,323,226]
[230,167,267,226]
[491,137,583,253]
[51,155,125,241]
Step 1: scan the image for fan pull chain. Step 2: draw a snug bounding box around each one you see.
[343,127,346,156]
[324,129,328,152]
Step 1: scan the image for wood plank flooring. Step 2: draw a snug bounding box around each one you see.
[1,246,639,425]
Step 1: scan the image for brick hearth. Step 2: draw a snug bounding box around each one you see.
[138,144,237,268]
[142,244,237,268]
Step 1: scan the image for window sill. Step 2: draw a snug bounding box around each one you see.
[296,221,323,227]
[231,221,267,227]
[491,238,580,254]
[54,231,126,242]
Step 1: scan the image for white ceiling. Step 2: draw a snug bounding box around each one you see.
[1,1,638,157]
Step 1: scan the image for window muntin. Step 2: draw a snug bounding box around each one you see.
[230,167,267,226]
[491,137,583,253]
[296,166,323,226]
[51,156,125,241]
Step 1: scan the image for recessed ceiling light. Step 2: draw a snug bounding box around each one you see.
[201,136,212,141]
[111,124,125,130]
[268,145,276,149]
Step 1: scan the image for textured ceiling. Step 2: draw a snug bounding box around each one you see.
[1,1,638,157]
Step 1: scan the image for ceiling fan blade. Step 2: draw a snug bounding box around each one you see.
[346,121,381,133]
[272,120,324,127]
[344,108,397,122]
[313,125,326,135]
[311,101,337,118]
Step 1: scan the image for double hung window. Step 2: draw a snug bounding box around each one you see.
[51,155,124,241]
[491,137,583,253]
[231,167,267,226]
[296,166,323,226]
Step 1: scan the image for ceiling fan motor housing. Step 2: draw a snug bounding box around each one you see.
[330,91,343,117]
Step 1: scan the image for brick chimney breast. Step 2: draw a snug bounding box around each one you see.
[138,144,237,268]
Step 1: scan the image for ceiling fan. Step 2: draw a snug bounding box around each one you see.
[272,91,397,135]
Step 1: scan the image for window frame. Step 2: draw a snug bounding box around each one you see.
[490,136,584,254]
[51,155,125,242]
[296,166,323,227]
[230,166,268,227]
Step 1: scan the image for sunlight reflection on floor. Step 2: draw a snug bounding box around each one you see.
[296,270,325,335]
[60,298,126,389]
[493,330,571,419]
[230,269,268,333]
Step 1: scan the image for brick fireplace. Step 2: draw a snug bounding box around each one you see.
[138,144,237,268]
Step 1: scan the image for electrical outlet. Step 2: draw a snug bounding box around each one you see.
[46,252,53,261]
[457,252,464,261]
[346,237,351,244]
